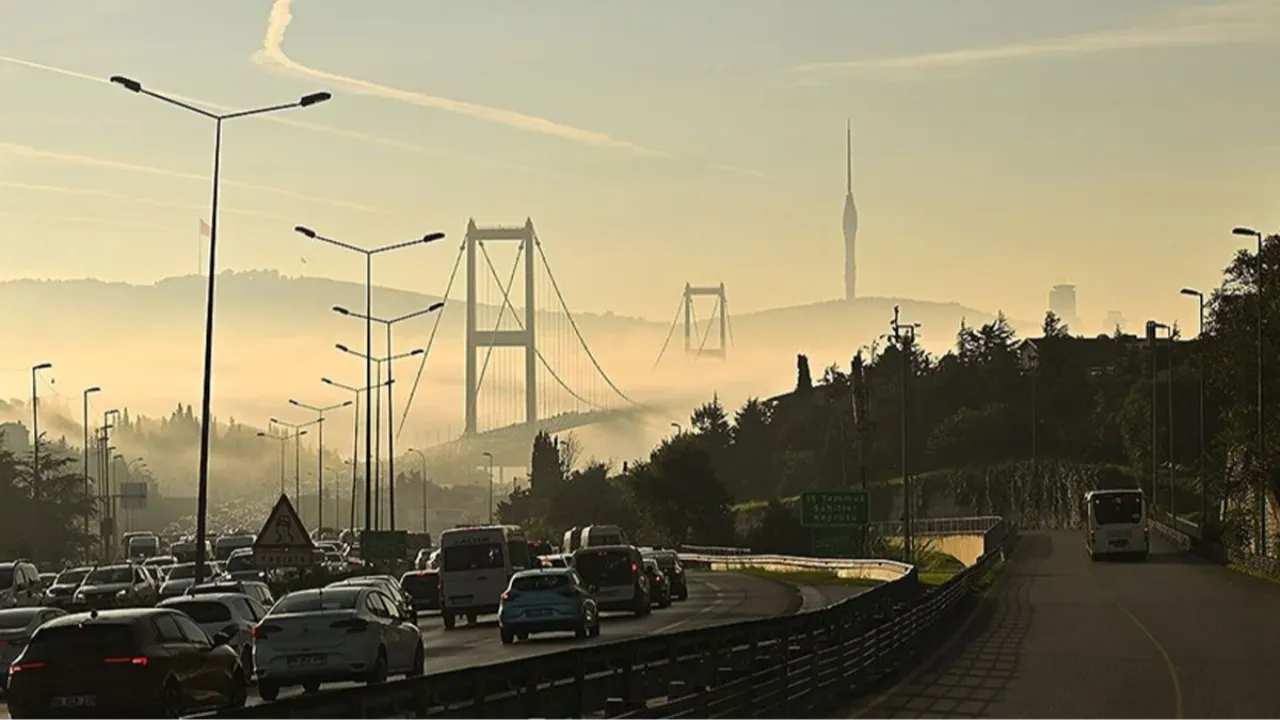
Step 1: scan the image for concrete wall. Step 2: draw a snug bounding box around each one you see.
[928,533,988,567]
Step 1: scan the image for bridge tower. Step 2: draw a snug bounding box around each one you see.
[684,282,729,359]
[464,219,537,435]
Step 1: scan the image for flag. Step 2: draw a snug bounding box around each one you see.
[199,219,211,237]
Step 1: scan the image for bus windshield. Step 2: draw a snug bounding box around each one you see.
[1092,493,1143,526]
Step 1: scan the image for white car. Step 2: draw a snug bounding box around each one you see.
[159,591,267,675]
[252,586,424,701]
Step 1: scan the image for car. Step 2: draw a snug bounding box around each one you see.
[539,554,570,568]
[0,561,43,609]
[223,548,266,582]
[497,568,600,644]
[36,573,57,589]
[570,546,650,617]
[251,586,424,700]
[42,567,91,609]
[399,570,440,612]
[186,580,276,609]
[142,556,178,580]
[0,607,67,691]
[157,562,223,600]
[159,592,267,678]
[643,550,688,601]
[73,565,158,609]
[4,607,246,717]
[641,559,673,609]
[413,548,434,571]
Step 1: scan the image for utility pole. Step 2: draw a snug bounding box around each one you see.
[890,307,920,563]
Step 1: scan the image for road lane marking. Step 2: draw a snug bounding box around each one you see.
[1115,601,1183,720]
[649,579,724,635]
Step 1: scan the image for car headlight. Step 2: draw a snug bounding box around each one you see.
[117,589,129,598]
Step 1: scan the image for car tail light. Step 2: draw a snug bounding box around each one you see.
[655,572,664,581]
[329,618,369,633]
[501,590,519,601]
[103,656,149,667]
[631,562,638,574]
[672,566,683,575]
[251,624,282,639]
[8,661,45,675]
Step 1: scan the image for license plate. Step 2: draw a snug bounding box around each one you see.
[287,654,326,668]
[1109,538,1128,547]
[527,608,552,617]
[449,595,473,604]
[51,695,97,708]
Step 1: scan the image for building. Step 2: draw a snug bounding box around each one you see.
[0,421,30,457]
[1103,310,1126,335]
[842,121,858,301]
[1048,284,1079,329]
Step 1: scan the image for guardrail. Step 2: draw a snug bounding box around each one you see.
[680,553,914,582]
[679,543,753,556]
[868,515,1004,537]
[196,519,1014,719]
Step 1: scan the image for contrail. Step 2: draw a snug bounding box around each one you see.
[0,180,293,222]
[0,212,175,233]
[0,53,563,179]
[0,141,387,214]
[254,0,666,157]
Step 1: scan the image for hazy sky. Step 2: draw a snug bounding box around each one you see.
[3,0,1280,333]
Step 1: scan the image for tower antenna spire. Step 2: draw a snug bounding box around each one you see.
[846,119,852,195]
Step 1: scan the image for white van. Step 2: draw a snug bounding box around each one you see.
[1084,489,1149,560]
[581,525,626,549]
[438,525,531,629]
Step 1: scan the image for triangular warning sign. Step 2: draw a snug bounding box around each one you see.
[254,494,315,550]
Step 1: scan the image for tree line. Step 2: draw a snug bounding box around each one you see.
[501,235,1280,556]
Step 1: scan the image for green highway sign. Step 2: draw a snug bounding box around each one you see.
[800,489,869,527]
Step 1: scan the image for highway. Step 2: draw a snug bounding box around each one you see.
[841,530,1280,718]
[0,571,796,718]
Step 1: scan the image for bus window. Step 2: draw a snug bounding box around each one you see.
[1092,494,1142,526]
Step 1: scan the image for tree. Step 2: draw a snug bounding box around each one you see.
[1042,310,1069,338]
[628,435,733,546]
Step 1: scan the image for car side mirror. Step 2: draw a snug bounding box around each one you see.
[212,631,232,646]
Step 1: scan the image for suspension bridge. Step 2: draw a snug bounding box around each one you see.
[397,219,650,465]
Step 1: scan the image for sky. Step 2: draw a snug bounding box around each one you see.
[3,0,1280,334]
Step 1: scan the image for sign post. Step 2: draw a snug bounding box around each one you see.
[253,494,316,568]
[800,490,869,558]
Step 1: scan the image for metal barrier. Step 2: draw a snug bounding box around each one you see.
[195,519,1013,719]
[680,543,754,556]
[680,553,913,582]
[867,515,1005,537]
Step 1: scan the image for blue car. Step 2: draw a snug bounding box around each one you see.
[498,568,600,644]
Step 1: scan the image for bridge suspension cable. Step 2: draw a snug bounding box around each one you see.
[396,240,465,441]
[651,295,685,370]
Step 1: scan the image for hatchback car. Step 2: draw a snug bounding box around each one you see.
[159,593,266,677]
[498,568,599,644]
[0,561,43,609]
[252,586,424,701]
[399,570,440,612]
[644,550,689,601]
[42,567,91,609]
[73,565,158,609]
[570,545,650,617]
[5,607,246,717]
[642,559,672,609]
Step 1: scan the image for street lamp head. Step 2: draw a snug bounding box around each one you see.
[299,92,332,107]
[1233,226,1261,238]
[33,362,52,371]
[482,451,493,459]
[1180,288,1202,297]
[299,429,309,437]
[422,232,446,243]
[336,343,351,353]
[429,301,445,312]
[269,417,282,425]
[109,75,142,93]
[409,348,426,357]
[86,386,102,394]
[321,377,335,386]
[257,431,269,437]
[288,399,302,407]
[294,225,317,239]
[340,400,354,408]
[333,306,351,316]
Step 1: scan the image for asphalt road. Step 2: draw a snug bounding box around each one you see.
[840,530,1280,719]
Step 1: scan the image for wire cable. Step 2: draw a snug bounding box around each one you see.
[474,242,524,400]
[533,241,638,406]
[651,294,686,370]
[693,298,718,362]
[396,241,464,440]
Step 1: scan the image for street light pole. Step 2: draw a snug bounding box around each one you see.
[889,307,920,563]
[1181,288,1207,529]
[295,227,445,533]
[483,451,495,524]
[334,302,443,532]
[1233,226,1267,553]
[288,399,353,531]
[1148,321,1171,511]
[322,377,390,531]
[409,448,428,533]
[30,362,52,501]
[112,75,332,582]
[271,417,317,511]
[102,409,119,539]
[257,431,289,494]
[81,386,101,536]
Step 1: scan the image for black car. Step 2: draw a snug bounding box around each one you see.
[644,550,688,601]
[642,559,672,608]
[399,570,440,612]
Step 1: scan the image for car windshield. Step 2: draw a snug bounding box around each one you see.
[399,573,436,598]
[55,569,90,586]
[271,589,361,614]
[325,552,343,562]
[511,573,571,592]
[643,560,661,573]
[84,567,133,585]
[442,542,505,572]
[0,609,42,629]
[164,600,232,624]
[0,568,13,589]
[573,550,634,586]
[225,553,256,572]
[166,564,216,581]
[647,553,679,571]
[1093,493,1143,525]
[25,623,136,660]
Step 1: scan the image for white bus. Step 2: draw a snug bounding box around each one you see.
[1083,489,1149,560]
[438,525,531,630]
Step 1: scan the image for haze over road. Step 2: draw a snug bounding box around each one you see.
[842,531,1280,718]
